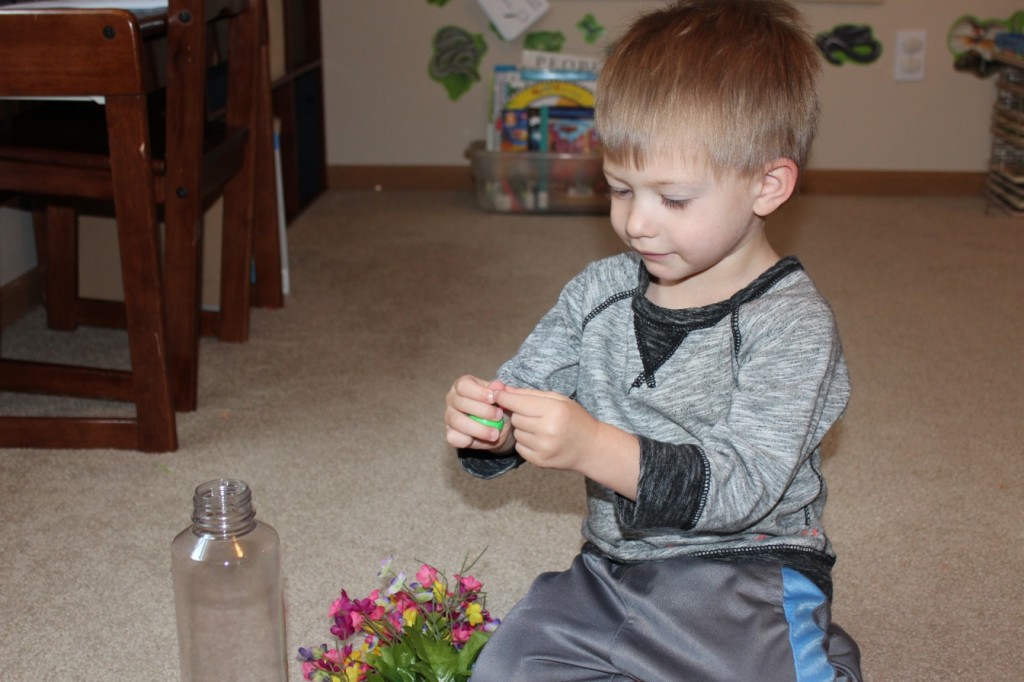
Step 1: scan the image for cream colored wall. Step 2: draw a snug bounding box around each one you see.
[2,0,1019,287]
[323,0,1017,170]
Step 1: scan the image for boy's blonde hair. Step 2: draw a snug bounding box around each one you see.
[595,0,821,178]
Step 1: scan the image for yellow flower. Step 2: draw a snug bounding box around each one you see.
[466,602,483,626]
[433,580,446,603]
[403,606,419,627]
[344,669,360,682]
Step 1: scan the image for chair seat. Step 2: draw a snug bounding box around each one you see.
[0,99,248,201]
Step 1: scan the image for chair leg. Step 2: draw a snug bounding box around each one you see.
[162,207,203,412]
[162,0,209,413]
[106,95,177,452]
[217,0,260,343]
[43,204,79,331]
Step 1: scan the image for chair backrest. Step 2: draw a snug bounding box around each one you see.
[0,8,148,97]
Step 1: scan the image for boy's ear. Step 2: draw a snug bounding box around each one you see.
[753,158,799,217]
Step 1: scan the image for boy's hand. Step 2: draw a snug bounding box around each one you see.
[445,375,511,451]
[494,386,640,499]
[493,386,599,472]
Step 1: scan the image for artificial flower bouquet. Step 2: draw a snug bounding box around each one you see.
[299,554,500,682]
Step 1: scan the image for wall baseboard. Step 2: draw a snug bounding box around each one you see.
[329,165,986,196]
[329,165,475,192]
[800,170,986,196]
[0,267,41,330]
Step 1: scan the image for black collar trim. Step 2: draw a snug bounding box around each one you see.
[630,257,803,388]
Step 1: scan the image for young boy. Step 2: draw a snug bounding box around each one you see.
[444,1,862,679]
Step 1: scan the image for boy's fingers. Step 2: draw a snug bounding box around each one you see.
[445,426,473,449]
[453,375,495,401]
[495,386,567,413]
[503,385,570,401]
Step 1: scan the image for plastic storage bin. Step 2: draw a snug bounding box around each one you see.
[467,142,609,214]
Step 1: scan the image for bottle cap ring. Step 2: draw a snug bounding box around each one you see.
[468,414,504,430]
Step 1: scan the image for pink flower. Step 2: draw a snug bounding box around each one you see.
[368,604,386,622]
[451,622,474,645]
[301,556,499,677]
[350,612,365,630]
[416,564,438,585]
[458,574,482,594]
[384,610,403,632]
[392,592,417,615]
[330,590,356,618]
[331,619,355,640]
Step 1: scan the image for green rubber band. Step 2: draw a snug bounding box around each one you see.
[468,414,504,430]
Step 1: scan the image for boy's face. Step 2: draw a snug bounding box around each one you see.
[603,154,778,308]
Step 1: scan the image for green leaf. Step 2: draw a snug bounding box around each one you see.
[366,642,420,682]
[456,631,491,673]
[1010,11,1024,34]
[439,73,473,101]
[523,31,565,52]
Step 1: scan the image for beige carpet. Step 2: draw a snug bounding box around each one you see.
[0,189,1021,680]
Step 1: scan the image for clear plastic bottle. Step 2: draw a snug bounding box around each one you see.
[172,479,287,682]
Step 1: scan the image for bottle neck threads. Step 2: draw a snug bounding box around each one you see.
[191,479,258,537]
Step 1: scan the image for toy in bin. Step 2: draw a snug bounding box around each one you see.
[467,141,609,215]
[528,107,600,154]
[501,110,530,152]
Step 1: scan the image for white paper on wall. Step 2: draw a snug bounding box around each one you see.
[475,0,550,41]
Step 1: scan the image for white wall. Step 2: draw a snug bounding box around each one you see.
[323,0,1016,169]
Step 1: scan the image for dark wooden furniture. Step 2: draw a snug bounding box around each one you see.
[0,0,284,419]
[0,5,178,450]
[0,0,280,448]
[271,0,326,222]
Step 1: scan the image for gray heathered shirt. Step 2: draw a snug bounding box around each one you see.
[460,253,850,596]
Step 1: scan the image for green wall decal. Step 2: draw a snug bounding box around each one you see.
[948,12,1024,77]
[524,31,566,52]
[577,14,605,45]
[429,26,488,101]
[815,25,882,66]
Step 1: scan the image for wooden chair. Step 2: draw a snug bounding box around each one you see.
[0,6,177,450]
[0,0,283,415]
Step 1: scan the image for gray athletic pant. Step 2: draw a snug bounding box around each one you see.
[470,552,862,681]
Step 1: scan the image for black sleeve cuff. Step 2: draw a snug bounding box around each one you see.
[615,435,708,531]
[457,449,525,480]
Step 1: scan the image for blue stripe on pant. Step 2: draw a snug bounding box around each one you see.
[782,566,835,682]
